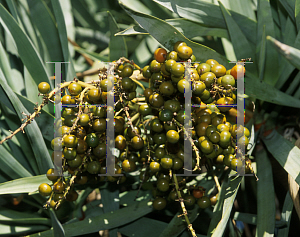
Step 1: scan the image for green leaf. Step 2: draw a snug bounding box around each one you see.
[108,11,128,61]
[285,71,300,95]
[0,175,49,195]
[296,0,300,32]
[226,0,256,21]
[245,71,300,108]
[59,0,75,57]
[218,1,257,75]
[152,0,257,45]
[49,209,65,237]
[50,0,76,82]
[0,3,51,87]
[27,0,64,66]
[101,188,120,237]
[0,104,39,175]
[166,18,229,39]
[0,40,13,83]
[118,18,230,40]
[74,46,108,62]
[15,0,41,54]
[16,93,54,142]
[24,67,44,111]
[207,172,242,237]
[119,0,152,14]
[279,0,295,21]
[159,206,199,237]
[277,192,293,236]
[0,207,51,226]
[0,145,32,179]
[120,3,231,68]
[268,36,300,72]
[256,0,279,86]
[30,200,153,237]
[119,217,166,237]
[129,36,159,68]
[0,75,53,174]
[258,26,266,81]
[261,130,300,186]
[0,223,48,236]
[234,212,257,225]
[255,147,275,237]
[0,115,34,175]
[116,25,154,36]
[275,17,296,90]
[71,0,103,30]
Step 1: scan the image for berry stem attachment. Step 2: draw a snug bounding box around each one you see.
[119,57,142,72]
[173,174,196,237]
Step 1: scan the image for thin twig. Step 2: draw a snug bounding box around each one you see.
[173,173,196,237]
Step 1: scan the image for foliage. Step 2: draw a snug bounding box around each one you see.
[0,0,300,236]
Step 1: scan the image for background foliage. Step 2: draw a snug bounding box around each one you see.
[0,0,300,236]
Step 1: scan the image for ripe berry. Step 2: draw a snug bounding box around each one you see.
[68,83,82,96]
[61,95,75,104]
[160,155,173,169]
[64,135,78,148]
[38,183,52,196]
[173,41,187,52]
[53,181,65,193]
[154,48,167,63]
[150,161,160,173]
[230,65,246,79]
[38,82,50,94]
[122,159,136,172]
[166,130,179,144]
[193,188,204,199]
[46,168,58,182]
[177,45,193,60]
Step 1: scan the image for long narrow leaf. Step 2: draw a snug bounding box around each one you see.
[277,192,294,236]
[279,0,295,21]
[159,206,199,237]
[0,145,32,179]
[108,11,128,61]
[116,19,230,40]
[153,0,257,45]
[207,172,242,237]
[0,3,51,87]
[268,36,300,71]
[261,130,300,186]
[255,147,275,237]
[219,1,257,75]
[101,188,120,237]
[51,0,76,82]
[120,3,231,68]
[0,175,49,195]
[0,75,53,174]
[0,208,51,226]
[27,0,64,67]
[30,200,153,237]
[245,71,300,108]
[49,210,65,237]
[256,0,279,86]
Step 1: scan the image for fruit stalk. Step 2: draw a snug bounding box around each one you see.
[173,174,196,237]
